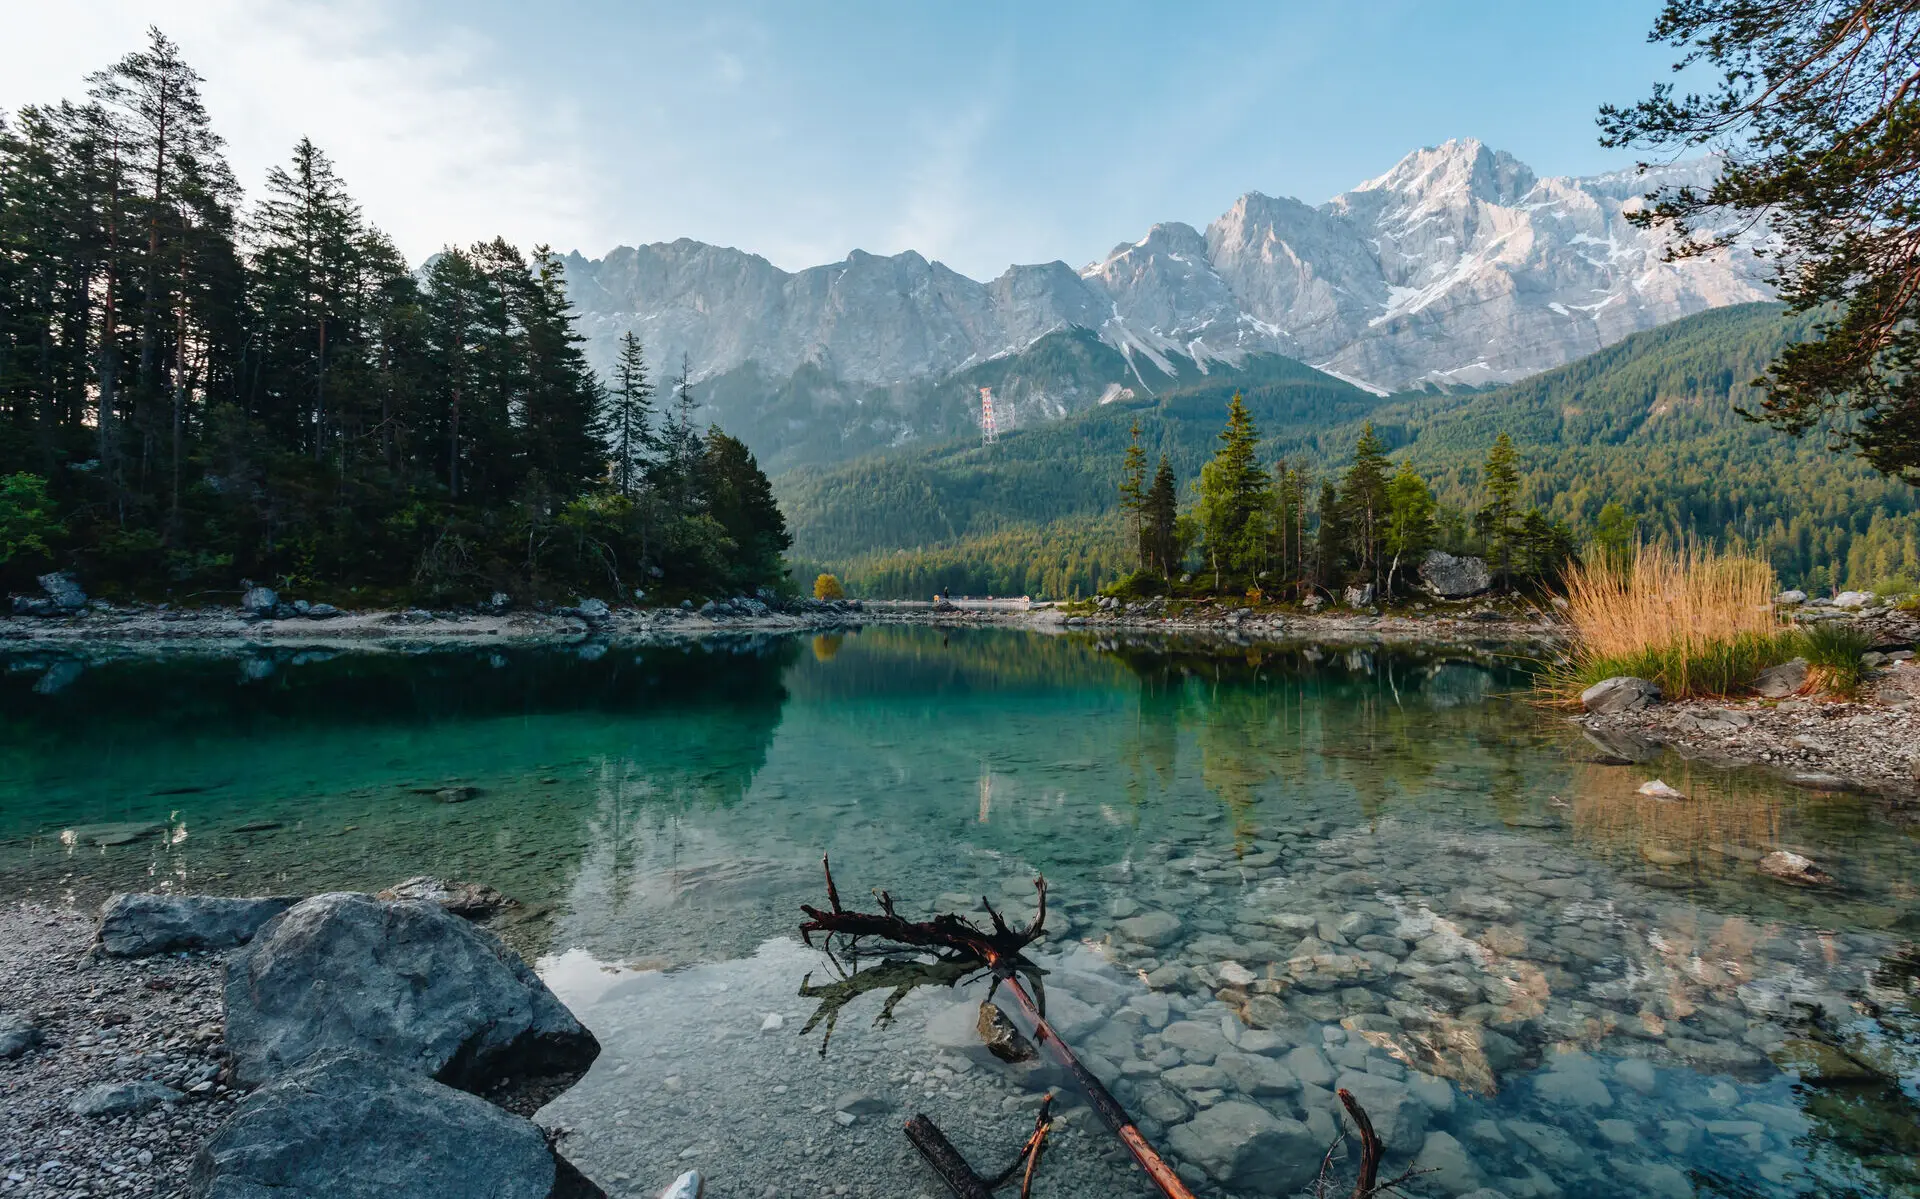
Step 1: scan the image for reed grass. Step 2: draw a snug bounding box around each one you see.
[1546,541,1788,700]
[1795,623,1873,696]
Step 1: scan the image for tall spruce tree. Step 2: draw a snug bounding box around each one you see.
[1338,422,1392,592]
[605,331,655,498]
[517,246,604,496]
[1196,392,1266,591]
[1118,420,1147,570]
[698,427,791,588]
[1142,454,1179,578]
[1476,432,1522,586]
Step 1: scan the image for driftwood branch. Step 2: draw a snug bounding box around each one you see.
[1341,1088,1382,1199]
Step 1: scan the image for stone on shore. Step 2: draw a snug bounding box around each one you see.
[71,1080,183,1118]
[224,892,599,1091]
[186,1053,593,1199]
[97,893,297,958]
[0,1011,42,1059]
[1753,658,1809,698]
[38,572,89,610]
[241,586,279,616]
[1165,1099,1321,1193]
[1418,551,1492,599]
[1581,677,1661,714]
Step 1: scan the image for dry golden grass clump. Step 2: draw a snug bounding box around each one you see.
[1550,541,1787,700]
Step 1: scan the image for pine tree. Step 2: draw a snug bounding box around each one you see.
[1196,392,1266,591]
[1384,461,1437,596]
[246,137,364,457]
[698,427,791,588]
[605,331,655,498]
[1476,432,1522,586]
[1314,479,1347,593]
[517,245,604,496]
[652,353,703,513]
[1118,420,1147,570]
[1338,422,1392,591]
[1142,454,1179,577]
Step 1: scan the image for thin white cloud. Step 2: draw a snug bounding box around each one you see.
[0,0,605,264]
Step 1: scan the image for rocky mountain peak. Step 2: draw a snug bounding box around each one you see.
[563,140,1771,400]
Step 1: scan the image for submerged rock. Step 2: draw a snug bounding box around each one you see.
[1637,779,1688,801]
[976,1000,1036,1063]
[186,1053,593,1199]
[1758,851,1833,886]
[97,892,296,958]
[224,892,599,1091]
[375,877,515,919]
[1581,677,1661,714]
[1165,1099,1320,1192]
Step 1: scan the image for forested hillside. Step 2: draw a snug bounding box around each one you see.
[0,32,788,604]
[783,304,1920,597]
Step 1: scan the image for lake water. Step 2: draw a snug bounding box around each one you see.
[3,627,1917,1198]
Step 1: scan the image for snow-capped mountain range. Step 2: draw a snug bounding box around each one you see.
[561,138,1773,396]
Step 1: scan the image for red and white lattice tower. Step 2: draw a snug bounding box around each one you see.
[978,386,998,445]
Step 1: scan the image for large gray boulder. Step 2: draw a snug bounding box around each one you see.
[97,893,297,958]
[1166,1099,1321,1192]
[187,1053,594,1199]
[240,586,279,616]
[38,572,89,610]
[224,893,598,1091]
[1753,657,1809,698]
[1580,676,1661,714]
[1417,551,1492,599]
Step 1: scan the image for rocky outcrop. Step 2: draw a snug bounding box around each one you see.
[96,893,297,958]
[223,893,599,1091]
[1581,677,1661,714]
[240,586,278,616]
[1417,551,1492,600]
[186,1053,595,1199]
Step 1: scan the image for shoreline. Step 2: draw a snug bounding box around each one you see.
[0,595,1567,655]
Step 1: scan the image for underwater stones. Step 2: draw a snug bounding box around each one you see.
[375,877,514,919]
[1502,1119,1584,1166]
[1411,1130,1482,1193]
[187,1053,576,1199]
[1534,1053,1613,1109]
[1159,1021,1231,1063]
[977,1002,1037,1063]
[224,893,599,1091]
[1769,1038,1885,1083]
[1757,850,1833,886]
[1335,1072,1428,1154]
[1581,676,1661,714]
[96,893,297,958]
[1165,1100,1321,1193]
[1040,990,1102,1040]
[1162,1064,1230,1092]
[1285,1044,1336,1088]
[1215,1051,1299,1096]
[1637,779,1688,800]
[1116,910,1183,946]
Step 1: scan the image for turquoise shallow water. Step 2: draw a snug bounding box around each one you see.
[2,627,1918,1198]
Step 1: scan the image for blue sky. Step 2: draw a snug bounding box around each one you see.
[6,1,1682,278]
